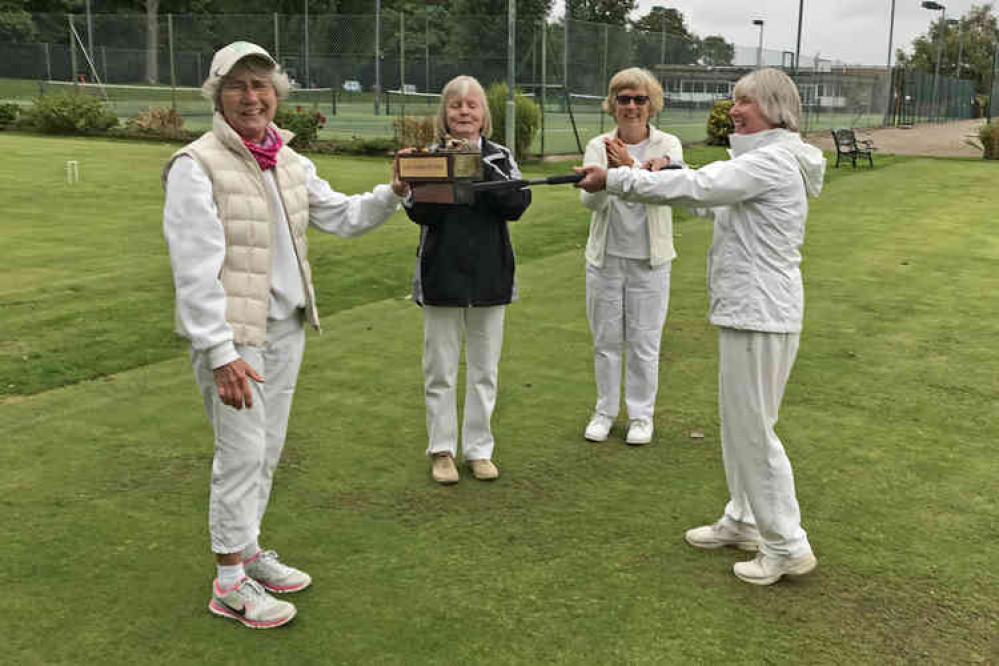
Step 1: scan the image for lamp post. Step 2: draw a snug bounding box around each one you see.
[753,19,765,69]
[921,1,946,120]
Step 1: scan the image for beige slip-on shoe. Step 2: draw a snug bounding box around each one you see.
[431,452,459,485]
[467,458,499,481]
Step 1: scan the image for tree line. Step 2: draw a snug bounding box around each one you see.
[3,0,996,97]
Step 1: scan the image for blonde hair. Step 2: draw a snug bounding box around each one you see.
[732,68,801,132]
[435,75,492,140]
[602,67,664,116]
[202,55,290,111]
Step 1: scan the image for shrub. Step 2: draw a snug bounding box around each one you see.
[969,121,999,160]
[21,93,118,134]
[124,106,185,139]
[486,82,542,158]
[273,105,326,147]
[0,102,21,129]
[706,98,734,146]
[393,115,436,149]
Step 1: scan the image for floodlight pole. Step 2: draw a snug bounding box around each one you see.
[753,19,765,69]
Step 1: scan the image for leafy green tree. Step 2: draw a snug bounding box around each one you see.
[0,4,38,43]
[629,6,697,66]
[901,3,998,95]
[699,34,734,66]
[631,5,688,36]
[566,0,634,26]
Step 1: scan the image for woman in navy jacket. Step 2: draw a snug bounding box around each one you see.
[404,75,530,485]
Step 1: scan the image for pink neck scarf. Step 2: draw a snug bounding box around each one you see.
[240,127,283,171]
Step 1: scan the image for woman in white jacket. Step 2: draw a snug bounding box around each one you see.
[579,68,683,446]
[576,68,826,586]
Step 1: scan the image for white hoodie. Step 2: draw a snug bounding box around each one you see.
[606,129,826,333]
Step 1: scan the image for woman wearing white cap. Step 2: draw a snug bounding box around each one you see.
[163,41,408,628]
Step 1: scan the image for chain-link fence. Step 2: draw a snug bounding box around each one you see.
[0,12,986,155]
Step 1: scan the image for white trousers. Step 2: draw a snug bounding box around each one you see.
[422,305,505,461]
[718,327,811,557]
[192,316,305,555]
[586,255,671,421]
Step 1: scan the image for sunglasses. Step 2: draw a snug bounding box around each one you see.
[615,94,650,106]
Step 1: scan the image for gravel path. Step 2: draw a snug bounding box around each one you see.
[804,118,986,158]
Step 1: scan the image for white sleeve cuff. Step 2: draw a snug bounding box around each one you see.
[606,167,629,195]
[208,342,239,370]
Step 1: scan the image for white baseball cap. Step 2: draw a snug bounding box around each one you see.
[208,41,276,81]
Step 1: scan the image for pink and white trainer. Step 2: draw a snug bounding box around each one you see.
[208,577,296,629]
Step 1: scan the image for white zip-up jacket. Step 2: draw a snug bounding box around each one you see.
[580,126,683,267]
[606,128,826,333]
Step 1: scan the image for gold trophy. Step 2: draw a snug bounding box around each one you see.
[397,136,484,205]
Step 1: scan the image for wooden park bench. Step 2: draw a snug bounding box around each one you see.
[831,128,875,168]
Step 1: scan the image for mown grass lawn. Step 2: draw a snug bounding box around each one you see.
[1,132,995,665]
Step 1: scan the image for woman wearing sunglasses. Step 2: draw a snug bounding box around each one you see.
[579,67,683,446]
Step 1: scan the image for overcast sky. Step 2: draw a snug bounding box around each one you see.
[553,0,987,65]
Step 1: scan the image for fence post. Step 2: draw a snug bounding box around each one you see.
[304,2,310,88]
[424,11,430,94]
[399,11,406,118]
[506,0,515,155]
[168,14,177,109]
[600,23,608,134]
[101,45,108,83]
[564,18,570,95]
[540,19,546,157]
[43,42,52,81]
[68,15,77,84]
[274,13,280,62]
[989,47,998,123]
[374,0,381,115]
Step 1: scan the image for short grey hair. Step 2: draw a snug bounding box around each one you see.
[201,55,290,111]
[732,67,801,132]
[602,67,665,116]
[436,75,492,141]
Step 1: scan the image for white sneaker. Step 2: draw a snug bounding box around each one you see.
[625,419,654,445]
[584,413,613,442]
[684,520,761,551]
[733,551,818,585]
[243,550,312,593]
[208,577,296,628]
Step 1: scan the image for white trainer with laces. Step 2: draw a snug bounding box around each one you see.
[684,520,761,551]
[584,413,614,442]
[733,551,818,585]
[244,550,312,594]
[208,577,296,629]
[625,419,654,445]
